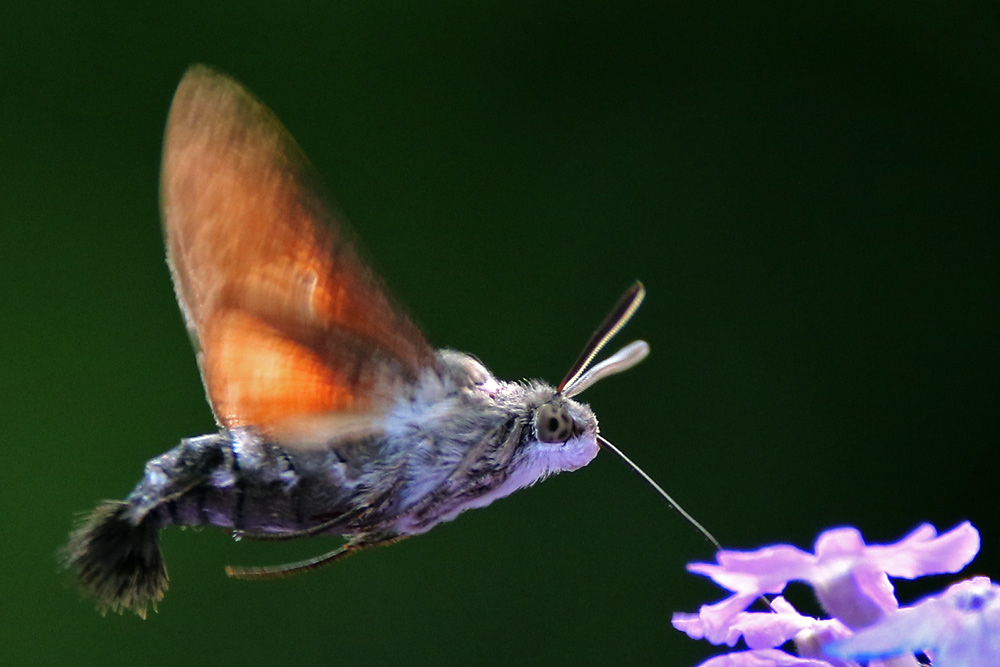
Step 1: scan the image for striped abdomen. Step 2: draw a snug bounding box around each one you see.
[64,428,378,617]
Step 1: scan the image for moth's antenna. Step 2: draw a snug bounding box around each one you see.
[597,434,722,552]
[563,340,649,398]
[558,281,646,394]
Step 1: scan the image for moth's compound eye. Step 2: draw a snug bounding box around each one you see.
[535,403,574,443]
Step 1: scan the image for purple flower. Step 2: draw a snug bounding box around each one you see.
[672,522,981,667]
[827,577,1000,667]
[682,648,835,667]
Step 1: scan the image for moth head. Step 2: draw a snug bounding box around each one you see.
[525,281,649,472]
[524,391,600,474]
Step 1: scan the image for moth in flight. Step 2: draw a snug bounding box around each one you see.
[65,66,651,617]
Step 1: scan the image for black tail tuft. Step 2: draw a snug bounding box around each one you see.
[63,501,168,618]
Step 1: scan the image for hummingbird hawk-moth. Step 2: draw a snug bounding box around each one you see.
[65,65,653,617]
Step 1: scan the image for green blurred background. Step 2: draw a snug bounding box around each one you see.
[2,2,998,665]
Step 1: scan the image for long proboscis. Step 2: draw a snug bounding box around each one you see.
[597,434,722,552]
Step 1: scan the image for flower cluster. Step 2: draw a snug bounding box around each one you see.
[672,522,999,667]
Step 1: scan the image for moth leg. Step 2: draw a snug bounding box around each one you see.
[231,505,369,542]
[224,533,406,580]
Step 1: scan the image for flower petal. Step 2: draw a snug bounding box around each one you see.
[826,577,1000,667]
[672,593,762,645]
[864,522,980,580]
[694,648,837,667]
[691,545,816,595]
[812,564,896,630]
[812,522,979,629]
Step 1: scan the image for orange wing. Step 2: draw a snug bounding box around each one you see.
[161,65,434,433]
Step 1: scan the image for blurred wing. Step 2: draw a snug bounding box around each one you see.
[161,65,433,433]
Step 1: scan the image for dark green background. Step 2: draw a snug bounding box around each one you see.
[2,2,998,665]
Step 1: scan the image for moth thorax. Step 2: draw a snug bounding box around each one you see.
[435,349,500,397]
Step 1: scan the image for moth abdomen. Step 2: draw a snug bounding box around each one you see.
[64,434,231,617]
[64,500,167,619]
